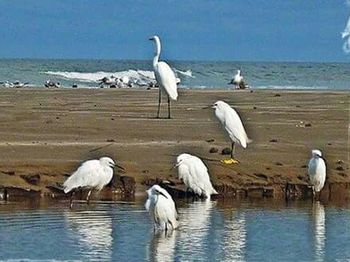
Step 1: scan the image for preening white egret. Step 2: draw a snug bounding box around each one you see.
[63,157,124,208]
[149,35,178,119]
[308,149,326,195]
[212,100,252,164]
[145,185,178,232]
[174,153,218,199]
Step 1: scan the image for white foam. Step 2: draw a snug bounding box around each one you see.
[174,69,195,78]
[44,70,156,83]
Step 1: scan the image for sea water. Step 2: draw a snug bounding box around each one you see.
[0,59,349,90]
[0,199,349,261]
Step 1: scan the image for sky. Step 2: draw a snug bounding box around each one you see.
[0,0,349,62]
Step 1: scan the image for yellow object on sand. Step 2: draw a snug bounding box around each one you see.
[221,158,239,165]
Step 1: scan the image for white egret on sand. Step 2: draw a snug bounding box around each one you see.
[145,185,178,232]
[231,70,243,88]
[149,35,178,119]
[212,100,252,164]
[174,153,218,199]
[63,157,124,208]
[308,149,326,195]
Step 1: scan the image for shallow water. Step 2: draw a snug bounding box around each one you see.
[0,199,349,261]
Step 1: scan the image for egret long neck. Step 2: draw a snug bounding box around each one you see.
[153,39,161,67]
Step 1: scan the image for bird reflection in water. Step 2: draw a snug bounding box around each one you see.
[313,201,326,262]
[149,230,177,262]
[65,209,113,261]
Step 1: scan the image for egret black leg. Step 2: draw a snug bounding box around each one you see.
[231,142,236,158]
[86,190,92,205]
[167,95,171,119]
[70,191,75,209]
[157,88,161,118]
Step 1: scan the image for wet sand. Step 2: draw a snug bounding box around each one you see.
[0,88,348,200]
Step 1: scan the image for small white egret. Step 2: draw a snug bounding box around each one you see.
[63,157,124,208]
[149,35,178,119]
[308,149,326,195]
[145,185,178,232]
[212,101,252,164]
[174,153,218,199]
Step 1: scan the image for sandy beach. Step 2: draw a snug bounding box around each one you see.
[0,88,348,201]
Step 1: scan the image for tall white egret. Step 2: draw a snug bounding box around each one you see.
[63,156,124,208]
[145,185,178,232]
[149,35,178,119]
[212,100,252,164]
[308,149,327,195]
[174,153,218,199]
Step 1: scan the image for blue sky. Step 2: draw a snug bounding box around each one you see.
[0,0,349,62]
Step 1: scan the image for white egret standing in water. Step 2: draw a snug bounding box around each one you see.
[145,185,178,232]
[308,149,327,196]
[149,35,178,119]
[63,157,124,208]
[174,153,218,199]
[212,100,252,164]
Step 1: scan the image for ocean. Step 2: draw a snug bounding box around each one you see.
[0,59,349,90]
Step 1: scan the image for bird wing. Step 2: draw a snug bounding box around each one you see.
[224,107,250,148]
[190,157,217,196]
[308,158,326,192]
[155,61,178,100]
[154,195,178,229]
[63,160,103,193]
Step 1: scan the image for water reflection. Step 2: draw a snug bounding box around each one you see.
[149,230,177,261]
[176,200,215,258]
[64,208,113,261]
[313,201,326,262]
[222,212,246,261]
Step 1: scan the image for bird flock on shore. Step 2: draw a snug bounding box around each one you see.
[55,35,328,232]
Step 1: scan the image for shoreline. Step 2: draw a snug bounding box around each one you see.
[0,88,348,201]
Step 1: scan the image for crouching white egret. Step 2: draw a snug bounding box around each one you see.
[308,149,326,196]
[63,156,125,208]
[212,100,252,164]
[149,35,178,119]
[145,185,178,232]
[174,153,218,199]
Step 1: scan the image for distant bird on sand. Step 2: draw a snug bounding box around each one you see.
[229,70,249,89]
[308,149,326,196]
[149,35,178,119]
[174,153,218,199]
[145,185,178,232]
[212,101,252,164]
[63,157,124,208]
[45,80,60,88]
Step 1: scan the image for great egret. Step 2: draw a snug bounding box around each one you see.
[149,35,178,119]
[63,157,124,208]
[308,149,326,195]
[212,100,252,164]
[174,153,218,199]
[145,185,178,232]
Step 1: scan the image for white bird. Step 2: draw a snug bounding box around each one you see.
[145,185,178,232]
[212,100,252,164]
[63,157,124,208]
[174,153,218,199]
[149,35,178,119]
[308,149,327,195]
[230,70,248,89]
